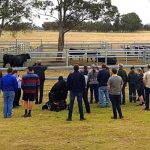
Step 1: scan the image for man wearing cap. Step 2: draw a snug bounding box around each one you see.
[117,64,128,105]
[33,60,47,104]
[143,64,150,110]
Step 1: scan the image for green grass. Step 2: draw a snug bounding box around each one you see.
[0,91,150,150]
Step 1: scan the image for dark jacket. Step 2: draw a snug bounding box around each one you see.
[136,73,144,89]
[97,69,110,87]
[50,80,68,101]
[33,65,47,81]
[117,69,128,85]
[67,71,85,93]
[128,71,138,85]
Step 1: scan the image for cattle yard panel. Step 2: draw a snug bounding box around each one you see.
[0,40,150,67]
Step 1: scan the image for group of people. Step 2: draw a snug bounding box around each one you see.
[0,61,150,120]
[0,60,47,118]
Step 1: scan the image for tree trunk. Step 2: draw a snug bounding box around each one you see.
[0,29,2,37]
[58,29,64,52]
[57,28,65,60]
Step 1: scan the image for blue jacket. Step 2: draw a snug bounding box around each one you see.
[67,71,85,93]
[0,74,18,92]
[97,69,110,87]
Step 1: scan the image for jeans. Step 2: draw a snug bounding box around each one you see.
[68,91,84,119]
[109,94,123,118]
[145,87,150,109]
[99,86,110,107]
[89,84,98,103]
[3,91,15,118]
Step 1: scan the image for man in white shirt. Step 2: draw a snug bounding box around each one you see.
[143,64,150,110]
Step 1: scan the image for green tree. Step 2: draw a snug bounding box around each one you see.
[120,12,142,32]
[113,13,121,31]
[36,0,118,51]
[0,0,32,36]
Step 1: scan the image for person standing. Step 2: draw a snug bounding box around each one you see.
[143,64,150,110]
[12,70,22,108]
[128,66,137,103]
[80,66,91,113]
[67,64,85,121]
[136,68,145,106]
[21,66,40,117]
[117,64,128,105]
[33,60,47,104]
[97,64,110,107]
[107,68,123,119]
[0,68,18,118]
[88,64,99,104]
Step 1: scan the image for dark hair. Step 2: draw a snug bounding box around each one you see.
[12,70,17,74]
[7,68,13,74]
[112,68,117,74]
[102,63,106,68]
[84,65,87,70]
[58,76,63,81]
[74,64,79,71]
[130,66,135,70]
[28,66,33,72]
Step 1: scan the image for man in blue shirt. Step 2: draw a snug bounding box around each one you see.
[0,68,18,118]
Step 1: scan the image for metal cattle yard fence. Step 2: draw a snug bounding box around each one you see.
[0,40,150,67]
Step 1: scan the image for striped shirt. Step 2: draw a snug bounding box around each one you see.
[21,72,40,94]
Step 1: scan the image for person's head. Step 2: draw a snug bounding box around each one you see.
[137,68,143,74]
[111,68,117,75]
[74,64,79,71]
[130,66,135,71]
[118,63,123,69]
[84,65,88,70]
[101,63,106,69]
[12,70,17,75]
[91,64,95,69]
[28,66,33,72]
[7,67,13,74]
[58,76,63,81]
[147,64,150,69]
[37,60,42,65]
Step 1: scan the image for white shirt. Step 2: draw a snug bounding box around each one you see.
[143,70,150,88]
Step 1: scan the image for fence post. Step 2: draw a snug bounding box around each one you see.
[105,49,108,65]
[40,39,43,51]
[16,39,18,54]
[66,49,69,66]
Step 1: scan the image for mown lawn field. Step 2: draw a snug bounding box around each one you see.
[0,31,150,150]
[0,70,150,150]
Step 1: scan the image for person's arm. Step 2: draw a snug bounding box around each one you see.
[107,77,111,91]
[143,73,147,87]
[13,77,18,92]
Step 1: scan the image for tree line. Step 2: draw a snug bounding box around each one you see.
[42,12,150,32]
